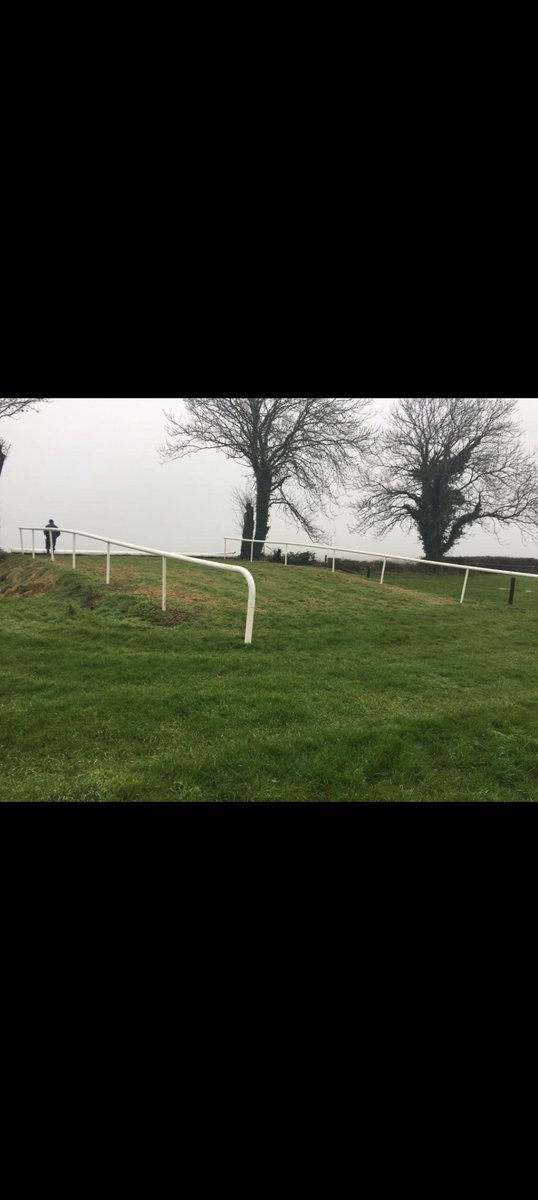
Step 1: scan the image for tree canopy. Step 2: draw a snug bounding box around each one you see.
[162,398,372,555]
[0,398,49,419]
[350,397,538,561]
[0,397,49,478]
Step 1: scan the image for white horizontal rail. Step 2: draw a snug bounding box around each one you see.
[20,528,256,644]
[224,535,538,605]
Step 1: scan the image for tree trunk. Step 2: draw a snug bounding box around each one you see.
[253,468,272,560]
[240,501,255,560]
[415,479,448,563]
[420,532,445,563]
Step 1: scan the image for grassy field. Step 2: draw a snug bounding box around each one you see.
[1,552,538,802]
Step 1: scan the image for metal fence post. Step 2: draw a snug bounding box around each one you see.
[381,560,387,585]
[73,534,77,571]
[245,575,256,645]
[162,557,167,611]
[509,577,516,606]
[106,543,111,585]
[251,539,255,563]
[460,569,470,604]
[32,530,35,560]
[332,550,336,574]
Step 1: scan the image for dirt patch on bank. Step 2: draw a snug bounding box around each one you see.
[0,558,59,598]
[384,583,456,606]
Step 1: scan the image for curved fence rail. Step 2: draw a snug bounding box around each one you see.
[224,535,538,605]
[19,528,256,644]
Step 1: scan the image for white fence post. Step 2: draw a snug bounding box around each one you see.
[460,569,470,605]
[224,539,227,561]
[332,549,336,574]
[245,579,256,645]
[51,534,55,562]
[32,530,35,560]
[106,543,111,585]
[162,557,167,611]
[73,534,77,571]
[381,559,387,585]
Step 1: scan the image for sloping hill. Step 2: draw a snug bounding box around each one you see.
[1,553,537,802]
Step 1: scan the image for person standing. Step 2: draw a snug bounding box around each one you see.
[44,519,61,557]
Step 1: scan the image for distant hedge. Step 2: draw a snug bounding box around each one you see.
[261,549,538,577]
[445,556,538,574]
[266,549,317,567]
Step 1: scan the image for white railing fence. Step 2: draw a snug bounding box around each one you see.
[19,528,256,644]
[223,536,538,605]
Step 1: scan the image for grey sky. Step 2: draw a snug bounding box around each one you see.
[2,398,538,558]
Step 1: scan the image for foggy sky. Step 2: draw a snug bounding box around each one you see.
[2,398,538,559]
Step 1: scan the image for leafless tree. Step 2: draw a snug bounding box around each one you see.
[0,398,49,420]
[0,398,49,478]
[350,397,538,561]
[161,398,373,557]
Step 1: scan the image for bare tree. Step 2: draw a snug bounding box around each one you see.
[162,398,373,558]
[0,398,49,420]
[350,397,538,561]
[0,397,49,478]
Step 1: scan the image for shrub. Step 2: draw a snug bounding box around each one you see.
[266,549,317,567]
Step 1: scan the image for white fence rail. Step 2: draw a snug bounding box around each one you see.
[19,528,256,644]
[224,536,538,605]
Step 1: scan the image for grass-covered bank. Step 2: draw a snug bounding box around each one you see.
[1,554,538,802]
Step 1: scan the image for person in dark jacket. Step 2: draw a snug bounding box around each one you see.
[44,519,61,556]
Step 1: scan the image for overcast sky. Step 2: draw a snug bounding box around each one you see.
[2,398,538,559]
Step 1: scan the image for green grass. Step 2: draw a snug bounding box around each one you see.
[1,553,538,802]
